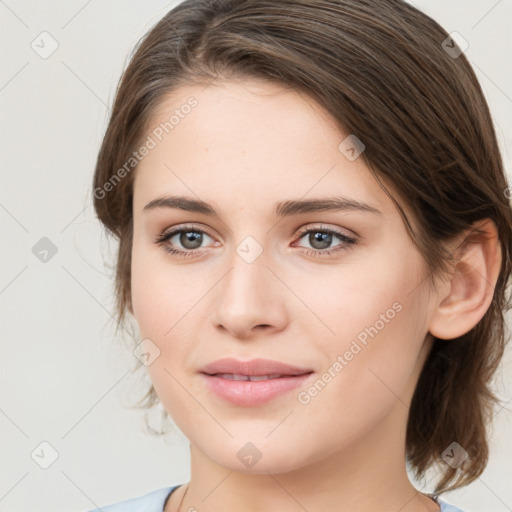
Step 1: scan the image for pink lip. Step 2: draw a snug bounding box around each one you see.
[200,358,314,407]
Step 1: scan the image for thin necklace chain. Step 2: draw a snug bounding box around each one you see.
[176,483,189,512]
[174,485,440,511]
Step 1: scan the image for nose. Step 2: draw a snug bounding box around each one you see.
[212,246,288,340]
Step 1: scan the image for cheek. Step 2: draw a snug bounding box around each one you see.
[306,254,430,409]
[298,253,424,351]
[130,240,196,339]
[130,256,165,338]
[130,243,205,403]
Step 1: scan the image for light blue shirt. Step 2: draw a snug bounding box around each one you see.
[85,485,467,511]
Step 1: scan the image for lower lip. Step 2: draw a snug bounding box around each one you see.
[201,373,313,407]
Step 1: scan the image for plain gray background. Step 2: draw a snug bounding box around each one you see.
[0,1,511,511]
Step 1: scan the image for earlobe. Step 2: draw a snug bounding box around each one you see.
[428,219,502,340]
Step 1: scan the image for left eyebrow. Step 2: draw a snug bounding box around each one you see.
[143,195,382,217]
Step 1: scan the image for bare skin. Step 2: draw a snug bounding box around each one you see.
[128,78,501,512]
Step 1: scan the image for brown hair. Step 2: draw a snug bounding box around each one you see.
[92,0,512,494]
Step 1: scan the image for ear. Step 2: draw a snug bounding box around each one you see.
[428,219,502,340]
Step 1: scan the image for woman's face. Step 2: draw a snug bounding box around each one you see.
[130,78,439,473]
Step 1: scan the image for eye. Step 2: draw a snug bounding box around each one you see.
[153,225,216,258]
[293,225,357,256]
[154,223,358,259]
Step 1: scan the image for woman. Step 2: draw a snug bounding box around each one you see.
[88,0,512,510]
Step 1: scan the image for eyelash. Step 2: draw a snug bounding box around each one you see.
[153,224,358,259]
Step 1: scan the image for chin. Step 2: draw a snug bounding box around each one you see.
[201,437,315,475]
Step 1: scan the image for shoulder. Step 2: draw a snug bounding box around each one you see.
[84,485,180,512]
[439,498,468,512]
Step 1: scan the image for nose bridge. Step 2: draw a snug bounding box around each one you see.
[213,231,286,337]
[222,235,270,312]
[222,214,269,292]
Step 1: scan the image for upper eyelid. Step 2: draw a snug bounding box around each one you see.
[295,224,355,238]
[162,223,353,236]
[163,224,215,239]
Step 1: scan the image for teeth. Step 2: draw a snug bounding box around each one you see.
[248,374,282,381]
[216,373,284,381]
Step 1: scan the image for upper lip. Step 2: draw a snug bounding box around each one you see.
[200,358,313,377]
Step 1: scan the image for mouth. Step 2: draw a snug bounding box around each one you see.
[200,368,314,407]
[206,373,305,381]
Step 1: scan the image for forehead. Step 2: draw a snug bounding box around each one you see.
[143,78,343,165]
[132,78,394,218]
